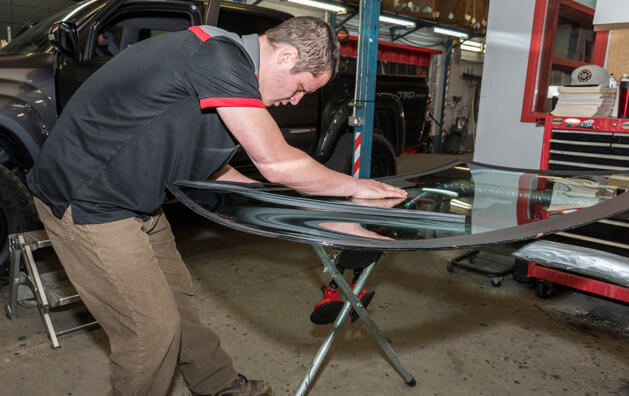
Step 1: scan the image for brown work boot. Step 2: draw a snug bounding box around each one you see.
[212,374,273,396]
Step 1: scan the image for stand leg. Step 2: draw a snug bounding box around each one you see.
[41,309,60,349]
[314,246,416,387]
[19,235,59,348]
[5,235,22,319]
[296,246,415,395]
[295,252,374,396]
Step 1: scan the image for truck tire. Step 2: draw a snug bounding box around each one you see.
[0,165,38,281]
[324,133,397,178]
[370,134,397,177]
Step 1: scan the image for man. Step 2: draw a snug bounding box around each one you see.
[27,17,406,396]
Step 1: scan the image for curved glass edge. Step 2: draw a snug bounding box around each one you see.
[169,162,629,251]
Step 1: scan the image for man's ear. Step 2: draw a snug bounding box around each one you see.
[276,46,299,67]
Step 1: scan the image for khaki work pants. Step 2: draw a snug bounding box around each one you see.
[34,197,237,395]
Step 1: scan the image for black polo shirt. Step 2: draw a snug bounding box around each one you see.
[27,26,263,224]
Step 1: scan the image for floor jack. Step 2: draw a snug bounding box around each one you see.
[310,250,381,325]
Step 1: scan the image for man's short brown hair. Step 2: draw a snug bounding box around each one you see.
[264,16,339,79]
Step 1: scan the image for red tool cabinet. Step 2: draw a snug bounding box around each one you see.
[527,116,629,302]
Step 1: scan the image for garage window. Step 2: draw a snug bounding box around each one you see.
[520,0,609,123]
[92,10,193,59]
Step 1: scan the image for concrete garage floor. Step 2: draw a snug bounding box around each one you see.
[1,153,628,395]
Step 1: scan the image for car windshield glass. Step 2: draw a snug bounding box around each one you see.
[170,161,629,251]
[0,0,100,54]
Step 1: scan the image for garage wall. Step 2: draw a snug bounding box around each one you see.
[473,0,544,169]
[446,48,483,152]
[0,0,75,42]
[428,48,484,153]
[594,0,629,29]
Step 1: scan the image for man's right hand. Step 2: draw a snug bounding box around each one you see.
[351,178,407,199]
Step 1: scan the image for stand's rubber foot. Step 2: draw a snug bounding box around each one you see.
[310,301,344,325]
[404,376,416,387]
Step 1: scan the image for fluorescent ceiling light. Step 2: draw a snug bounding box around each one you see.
[379,15,416,27]
[462,40,482,48]
[433,26,469,39]
[461,44,483,52]
[286,0,347,13]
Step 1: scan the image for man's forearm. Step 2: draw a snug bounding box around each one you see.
[208,164,258,184]
[216,107,405,199]
[259,146,358,196]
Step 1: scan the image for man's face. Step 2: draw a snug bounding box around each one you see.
[259,46,331,107]
[266,70,330,107]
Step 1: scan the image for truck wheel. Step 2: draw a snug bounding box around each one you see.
[370,134,397,177]
[324,133,397,178]
[0,165,38,280]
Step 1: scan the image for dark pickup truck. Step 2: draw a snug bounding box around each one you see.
[0,0,429,269]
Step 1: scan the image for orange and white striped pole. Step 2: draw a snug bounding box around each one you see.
[352,130,362,178]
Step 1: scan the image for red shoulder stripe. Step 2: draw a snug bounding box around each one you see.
[189,26,212,42]
[200,98,265,109]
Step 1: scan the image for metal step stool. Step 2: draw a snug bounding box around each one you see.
[5,230,98,348]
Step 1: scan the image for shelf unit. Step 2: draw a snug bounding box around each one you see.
[521,0,609,123]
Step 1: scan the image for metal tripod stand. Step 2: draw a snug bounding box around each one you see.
[295,245,416,395]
